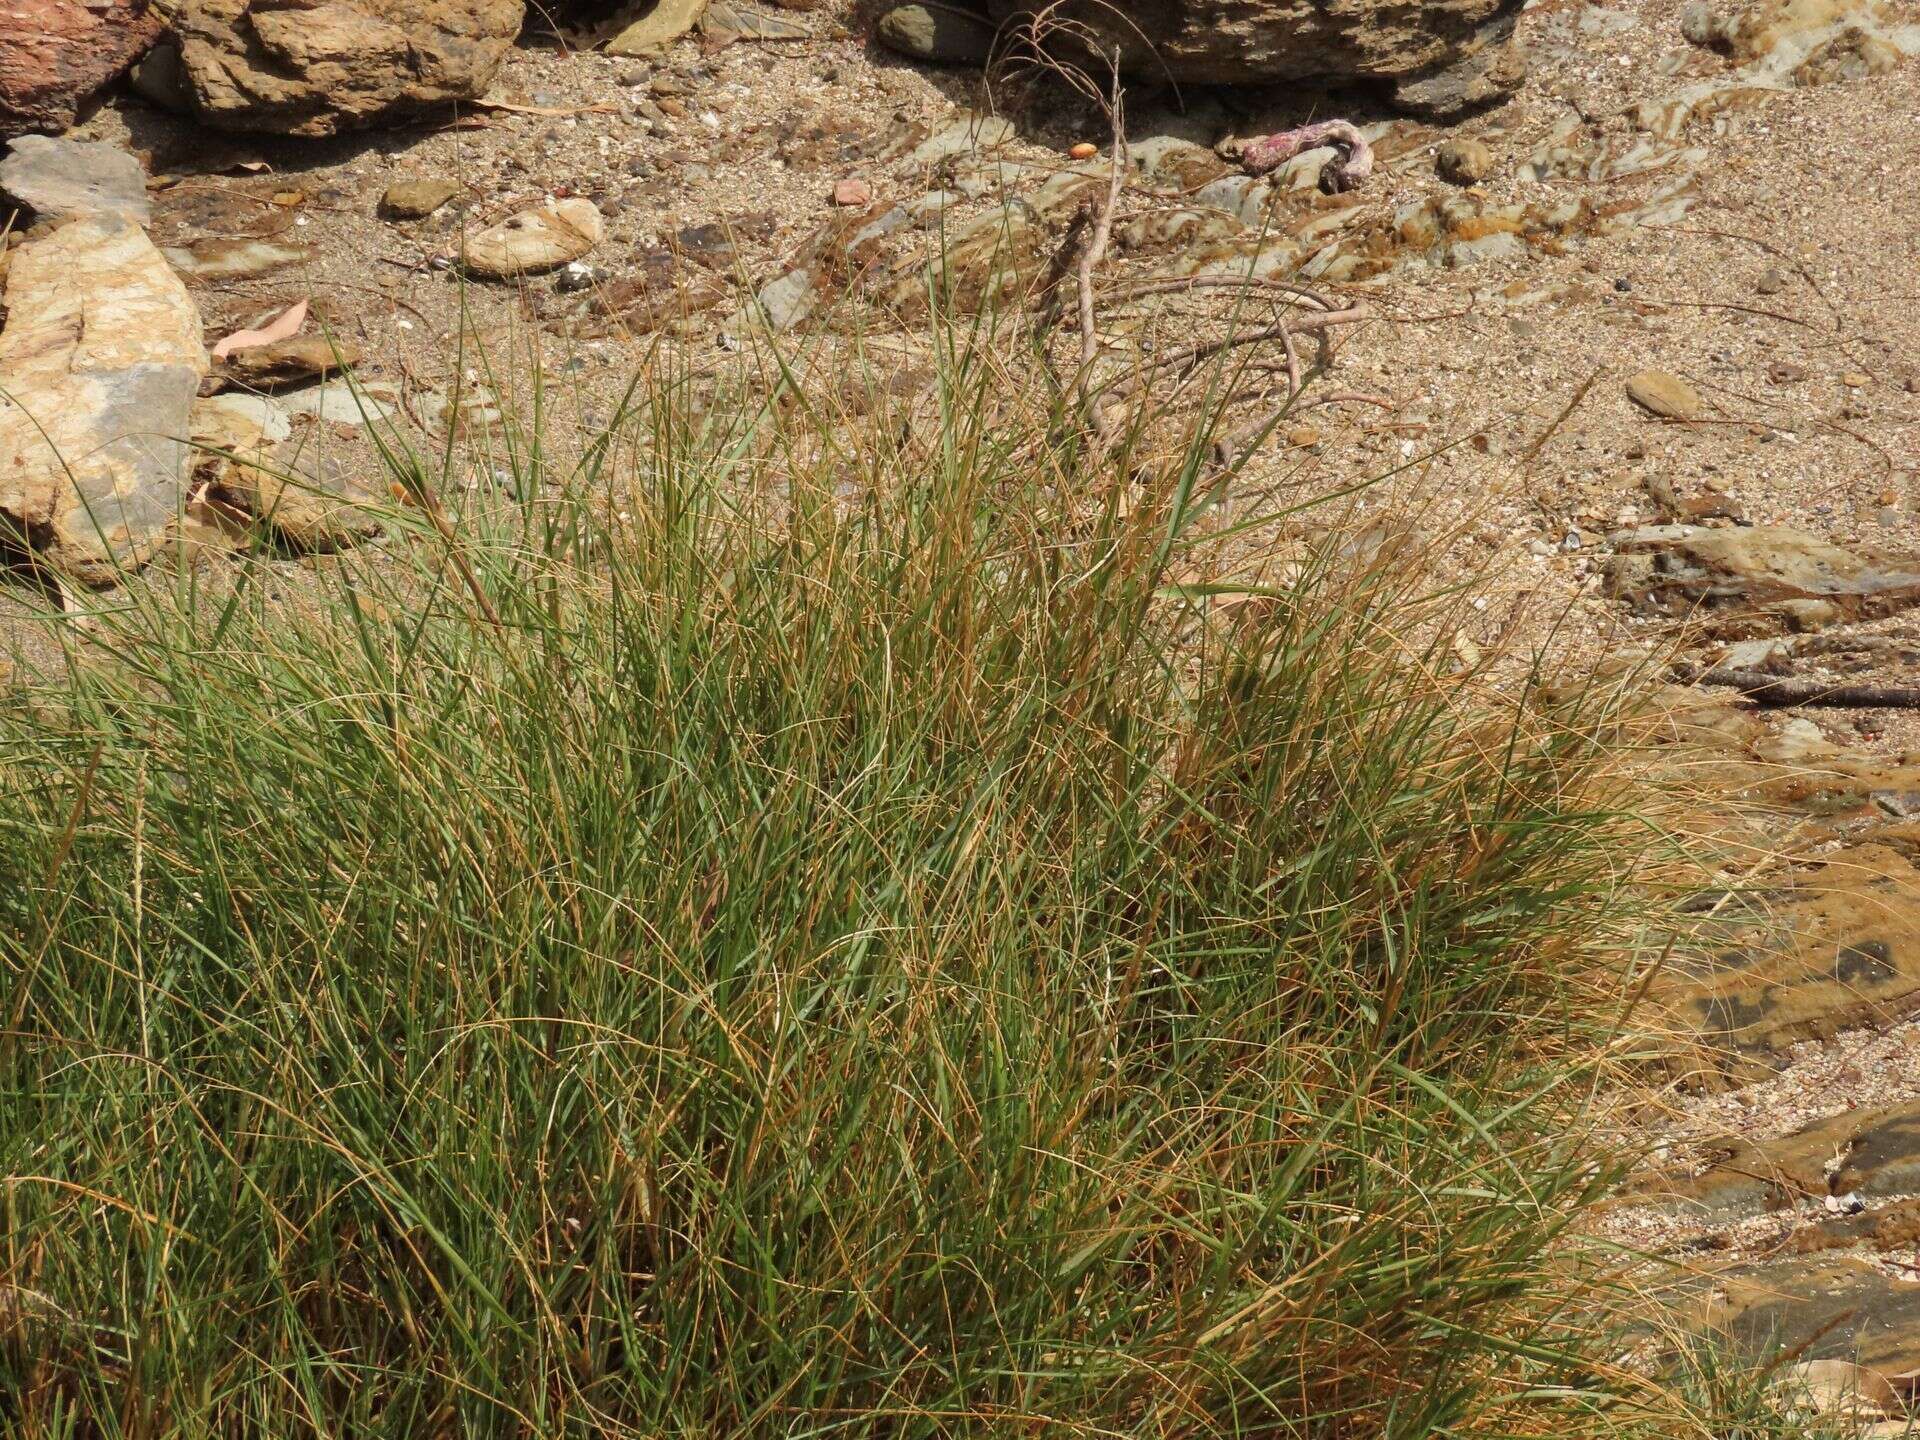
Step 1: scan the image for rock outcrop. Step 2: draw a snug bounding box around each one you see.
[0,214,208,586]
[166,0,525,136]
[978,0,1526,115]
[0,0,163,137]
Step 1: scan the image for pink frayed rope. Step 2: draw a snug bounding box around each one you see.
[1238,120,1374,193]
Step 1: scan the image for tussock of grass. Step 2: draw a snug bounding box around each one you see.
[0,332,1664,1437]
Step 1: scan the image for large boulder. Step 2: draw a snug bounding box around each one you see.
[978,0,1526,115]
[0,0,164,136]
[167,0,525,136]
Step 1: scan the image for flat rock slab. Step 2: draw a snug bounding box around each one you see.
[0,215,207,586]
[1639,1097,1920,1218]
[162,238,312,282]
[606,0,710,56]
[0,0,164,136]
[0,135,150,225]
[1696,1258,1920,1377]
[1606,525,1920,633]
[981,0,1525,114]
[1658,837,1920,1055]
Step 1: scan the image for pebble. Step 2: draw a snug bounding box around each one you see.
[1435,138,1493,185]
[832,177,873,207]
[379,177,462,221]
[1842,371,1872,388]
[1626,369,1703,420]
[1069,142,1099,161]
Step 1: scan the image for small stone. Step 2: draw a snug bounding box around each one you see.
[656,96,688,119]
[220,336,363,389]
[1069,142,1099,160]
[379,177,463,221]
[0,136,149,226]
[1434,137,1492,185]
[752,266,819,331]
[832,176,873,206]
[1842,371,1872,388]
[873,2,997,64]
[1755,264,1790,295]
[1626,369,1703,421]
[1679,0,1721,48]
[619,63,652,86]
[554,260,601,292]
[1285,425,1320,448]
[460,198,603,280]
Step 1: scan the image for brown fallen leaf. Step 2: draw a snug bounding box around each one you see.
[211,299,308,362]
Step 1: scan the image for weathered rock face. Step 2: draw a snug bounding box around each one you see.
[981,0,1526,115]
[169,0,525,137]
[0,135,151,226]
[0,0,163,137]
[0,215,208,586]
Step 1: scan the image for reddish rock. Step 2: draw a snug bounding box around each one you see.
[0,0,163,137]
[831,177,873,207]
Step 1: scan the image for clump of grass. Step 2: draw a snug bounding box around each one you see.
[0,328,1659,1438]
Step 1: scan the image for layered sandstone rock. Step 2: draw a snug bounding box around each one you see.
[168,0,525,136]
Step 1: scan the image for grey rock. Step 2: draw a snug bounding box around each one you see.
[277,378,399,427]
[1679,0,1724,48]
[876,2,998,63]
[129,38,193,113]
[0,136,150,225]
[752,266,820,331]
